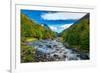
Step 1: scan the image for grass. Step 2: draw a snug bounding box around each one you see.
[26,37,37,42]
[21,44,36,63]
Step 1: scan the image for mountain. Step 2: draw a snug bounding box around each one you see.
[41,24,50,30]
[21,13,56,40]
[61,13,90,53]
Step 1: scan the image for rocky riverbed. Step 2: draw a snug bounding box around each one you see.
[27,39,89,62]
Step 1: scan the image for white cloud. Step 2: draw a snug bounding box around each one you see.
[49,23,73,33]
[41,12,87,20]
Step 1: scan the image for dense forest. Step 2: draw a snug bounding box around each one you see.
[21,13,90,62]
[61,13,89,53]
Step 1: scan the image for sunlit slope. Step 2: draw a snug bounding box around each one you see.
[21,13,56,40]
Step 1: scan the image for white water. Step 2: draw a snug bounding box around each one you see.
[27,39,89,61]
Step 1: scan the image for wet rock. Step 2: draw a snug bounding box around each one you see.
[53,54,59,58]
[30,39,89,62]
[47,45,52,48]
[79,54,89,59]
[39,44,43,48]
[63,55,67,58]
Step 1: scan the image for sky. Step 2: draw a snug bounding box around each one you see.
[21,10,87,33]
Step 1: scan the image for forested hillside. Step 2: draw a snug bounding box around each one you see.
[61,13,89,53]
[21,14,56,62]
[21,14,56,40]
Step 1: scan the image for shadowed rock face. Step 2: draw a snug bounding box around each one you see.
[27,39,89,62]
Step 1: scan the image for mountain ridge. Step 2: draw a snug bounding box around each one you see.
[61,13,89,53]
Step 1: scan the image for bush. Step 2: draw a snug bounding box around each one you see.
[21,44,36,63]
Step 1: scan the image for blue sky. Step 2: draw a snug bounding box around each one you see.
[21,9,87,33]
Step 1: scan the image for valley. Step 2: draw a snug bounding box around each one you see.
[21,13,90,63]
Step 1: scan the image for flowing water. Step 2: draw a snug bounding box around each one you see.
[27,39,89,62]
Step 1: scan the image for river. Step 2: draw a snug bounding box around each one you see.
[27,39,89,62]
